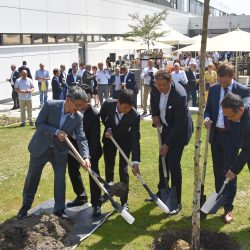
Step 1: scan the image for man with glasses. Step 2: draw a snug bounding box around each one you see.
[66,62,82,87]
[17,86,90,219]
[204,63,250,223]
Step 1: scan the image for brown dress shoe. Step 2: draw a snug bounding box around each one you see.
[224,211,234,224]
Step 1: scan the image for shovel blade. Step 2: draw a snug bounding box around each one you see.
[201,192,226,214]
[160,186,178,212]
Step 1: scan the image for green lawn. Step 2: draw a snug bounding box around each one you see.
[0,121,249,249]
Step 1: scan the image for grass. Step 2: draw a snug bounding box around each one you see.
[0,120,249,250]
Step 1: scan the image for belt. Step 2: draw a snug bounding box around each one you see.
[216,127,228,132]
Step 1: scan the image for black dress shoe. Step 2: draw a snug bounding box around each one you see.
[17,204,31,219]
[92,206,102,218]
[67,196,88,208]
[169,203,182,215]
[122,202,129,211]
[54,209,68,219]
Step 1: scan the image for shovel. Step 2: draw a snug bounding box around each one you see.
[200,177,230,214]
[65,137,135,224]
[200,127,210,217]
[109,135,170,214]
[157,126,178,212]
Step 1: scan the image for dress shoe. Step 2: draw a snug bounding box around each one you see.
[11,107,18,110]
[224,211,234,224]
[54,209,68,219]
[20,122,26,127]
[169,204,182,215]
[92,206,102,218]
[17,204,31,219]
[122,202,129,211]
[29,121,34,126]
[66,196,88,208]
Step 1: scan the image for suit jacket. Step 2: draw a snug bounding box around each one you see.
[100,99,140,161]
[18,65,32,79]
[28,100,89,159]
[83,105,102,161]
[9,70,20,85]
[150,82,193,146]
[66,73,81,87]
[185,69,197,91]
[81,70,95,87]
[204,81,250,146]
[120,72,138,94]
[59,71,67,84]
[51,76,62,100]
[115,60,125,66]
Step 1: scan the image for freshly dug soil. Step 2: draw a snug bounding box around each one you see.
[152,229,240,250]
[0,214,73,250]
[0,115,20,126]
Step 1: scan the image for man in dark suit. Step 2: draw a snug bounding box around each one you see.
[67,85,103,217]
[7,64,20,109]
[100,89,141,210]
[51,68,63,100]
[109,67,122,98]
[204,63,250,223]
[81,64,95,89]
[59,64,67,100]
[120,65,138,109]
[66,63,81,87]
[115,55,125,67]
[18,61,32,79]
[151,69,193,214]
[17,86,90,219]
[221,93,250,180]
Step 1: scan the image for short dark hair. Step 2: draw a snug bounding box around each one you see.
[23,61,27,65]
[155,68,172,81]
[221,92,244,112]
[118,89,134,105]
[53,68,59,75]
[67,86,88,102]
[79,84,92,97]
[217,63,234,78]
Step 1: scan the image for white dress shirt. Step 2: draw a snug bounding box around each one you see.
[140,67,158,85]
[97,70,110,84]
[159,90,170,126]
[171,70,188,85]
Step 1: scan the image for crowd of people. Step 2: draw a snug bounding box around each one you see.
[6,56,249,225]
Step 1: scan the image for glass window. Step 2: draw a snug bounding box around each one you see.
[93,35,100,42]
[87,35,92,42]
[2,34,21,45]
[48,35,56,43]
[58,35,66,43]
[100,35,106,41]
[75,35,85,42]
[23,34,31,45]
[66,35,74,42]
[33,34,44,44]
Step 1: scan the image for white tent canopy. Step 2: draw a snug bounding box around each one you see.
[180,35,202,45]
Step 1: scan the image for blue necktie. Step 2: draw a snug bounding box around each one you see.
[223,88,231,131]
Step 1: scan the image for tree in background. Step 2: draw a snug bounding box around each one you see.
[124,8,168,50]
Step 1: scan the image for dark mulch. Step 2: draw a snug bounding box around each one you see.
[0,115,20,126]
[152,229,240,250]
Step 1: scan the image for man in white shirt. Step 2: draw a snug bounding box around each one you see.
[77,63,85,78]
[140,59,158,115]
[109,67,122,98]
[96,62,110,105]
[171,63,188,89]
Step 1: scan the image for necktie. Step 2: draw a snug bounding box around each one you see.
[223,88,231,130]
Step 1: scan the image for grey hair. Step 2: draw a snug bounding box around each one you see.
[221,92,244,112]
[67,86,88,102]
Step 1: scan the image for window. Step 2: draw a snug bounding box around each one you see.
[58,35,66,43]
[33,35,44,44]
[93,35,100,42]
[87,35,92,42]
[66,35,74,42]
[23,34,32,45]
[2,34,21,45]
[47,35,56,43]
[75,35,85,42]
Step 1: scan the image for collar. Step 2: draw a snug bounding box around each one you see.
[116,105,123,115]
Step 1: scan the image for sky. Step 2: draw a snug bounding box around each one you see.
[225,0,250,15]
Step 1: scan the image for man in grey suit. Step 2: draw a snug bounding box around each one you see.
[17,86,90,219]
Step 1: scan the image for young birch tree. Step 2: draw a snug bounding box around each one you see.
[191,1,210,249]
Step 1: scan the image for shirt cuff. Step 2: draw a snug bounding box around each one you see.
[133,161,139,165]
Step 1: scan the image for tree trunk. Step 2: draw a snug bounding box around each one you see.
[191,1,210,250]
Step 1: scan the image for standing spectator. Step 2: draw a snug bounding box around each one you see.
[6,64,20,110]
[18,61,32,79]
[14,70,34,127]
[51,68,63,100]
[92,65,100,107]
[204,63,250,223]
[205,63,217,101]
[171,63,188,89]
[96,62,110,105]
[115,55,125,67]
[77,63,85,78]
[140,59,158,115]
[109,67,122,99]
[59,64,67,100]
[185,61,198,107]
[66,63,81,87]
[68,62,78,75]
[35,63,50,108]
[121,64,138,109]
[81,64,95,89]
[151,69,193,214]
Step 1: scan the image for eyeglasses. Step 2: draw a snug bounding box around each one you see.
[69,98,86,111]
[226,111,239,120]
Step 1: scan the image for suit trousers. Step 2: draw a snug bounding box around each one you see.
[97,84,109,105]
[158,132,184,204]
[67,139,101,207]
[143,84,151,112]
[11,85,19,108]
[103,141,130,203]
[211,130,238,212]
[22,148,67,212]
[19,99,32,123]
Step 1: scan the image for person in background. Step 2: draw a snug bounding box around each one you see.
[7,64,20,110]
[66,63,82,87]
[81,64,95,89]
[51,68,63,100]
[92,65,100,107]
[109,67,122,99]
[68,62,78,75]
[59,64,67,100]
[205,63,217,102]
[77,62,85,78]
[35,63,50,108]
[18,61,32,79]
[14,70,34,127]
[171,63,188,89]
[116,55,125,67]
